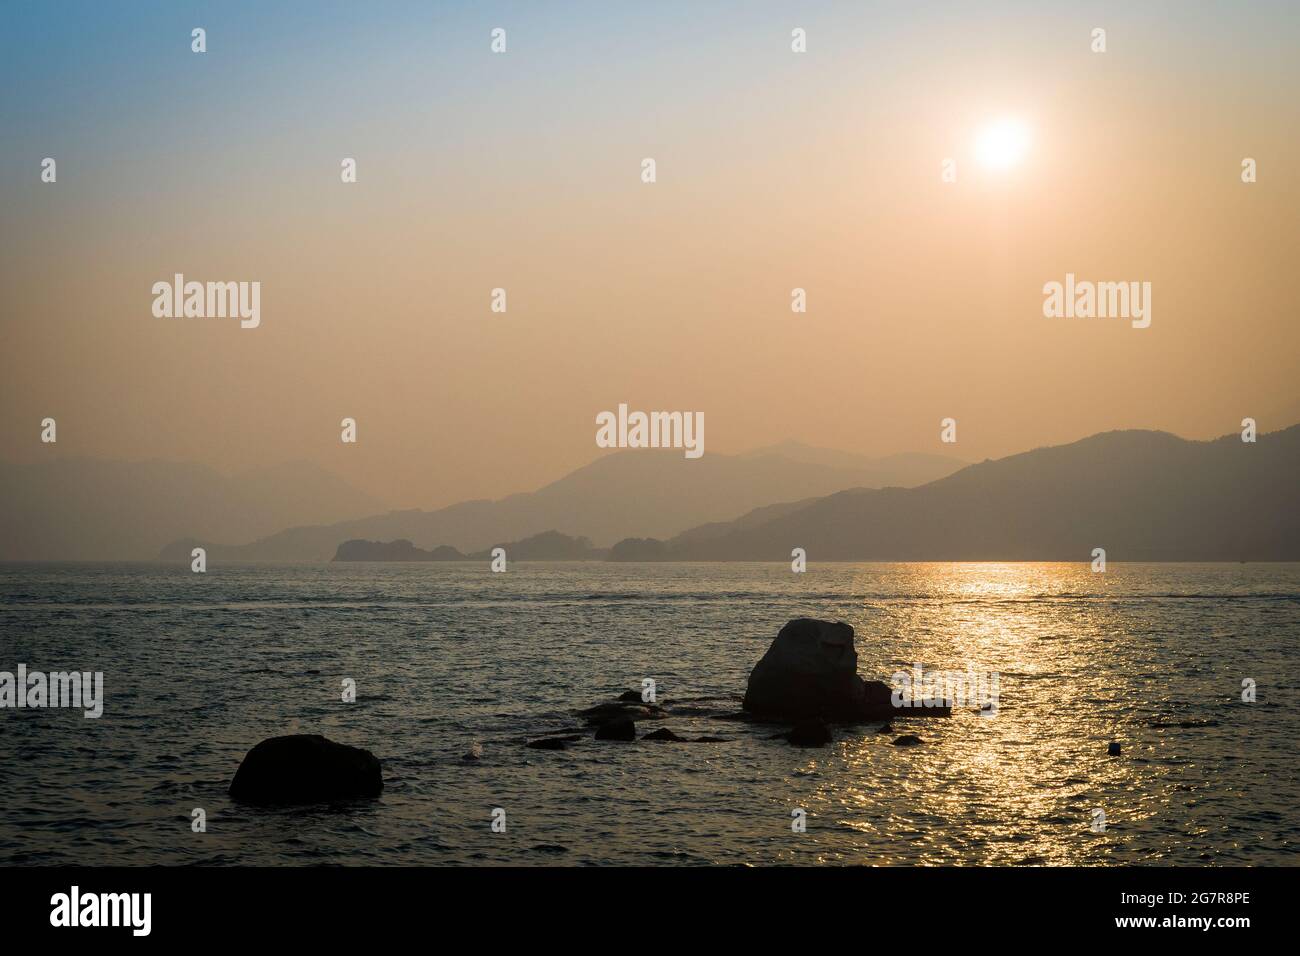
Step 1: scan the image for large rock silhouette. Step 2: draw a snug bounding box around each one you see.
[229,734,382,805]
[743,618,910,722]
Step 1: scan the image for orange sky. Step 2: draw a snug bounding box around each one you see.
[3,1,1298,508]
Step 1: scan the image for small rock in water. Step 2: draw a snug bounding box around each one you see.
[462,742,483,761]
[1108,741,1122,756]
[892,734,923,747]
[743,618,950,721]
[527,736,577,751]
[642,727,687,742]
[229,734,382,805]
[745,619,865,721]
[617,690,646,703]
[595,718,637,741]
[579,701,664,724]
[788,718,832,747]
[877,724,895,734]
[693,735,727,743]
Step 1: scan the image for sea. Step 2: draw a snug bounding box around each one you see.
[1,561,1296,865]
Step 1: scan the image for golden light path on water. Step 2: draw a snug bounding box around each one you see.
[780,564,1193,865]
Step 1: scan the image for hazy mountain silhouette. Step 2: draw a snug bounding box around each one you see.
[644,426,1300,561]
[0,458,386,561]
[740,442,961,482]
[158,447,964,562]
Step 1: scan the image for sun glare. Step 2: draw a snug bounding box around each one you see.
[975,118,1030,170]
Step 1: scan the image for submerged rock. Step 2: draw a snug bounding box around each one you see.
[892,734,923,747]
[229,734,382,805]
[595,719,637,741]
[642,727,688,742]
[1108,741,1122,756]
[693,735,727,743]
[527,736,579,751]
[788,718,833,747]
[578,701,665,724]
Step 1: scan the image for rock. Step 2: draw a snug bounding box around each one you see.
[877,724,894,734]
[664,705,707,717]
[744,619,951,723]
[862,679,895,716]
[594,719,636,741]
[527,736,579,750]
[892,734,923,747]
[642,727,688,742]
[617,690,645,703]
[526,726,586,740]
[870,676,952,719]
[744,619,905,722]
[693,736,727,743]
[788,718,832,747]
[744,619,864,721]
[333,539,467,562]
[578,701,665,724]
[229,734,382,805]
[1108,741,1122,756]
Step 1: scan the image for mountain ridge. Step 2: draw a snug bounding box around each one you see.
[155,446,965,562]
[647,426,1300,561]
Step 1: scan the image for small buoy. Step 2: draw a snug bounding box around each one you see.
[1107,741,1121,756]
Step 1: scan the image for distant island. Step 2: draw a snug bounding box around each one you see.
[333,530,606,562]
[334,539,467,561]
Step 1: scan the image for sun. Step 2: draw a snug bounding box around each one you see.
[975,118,1030,170]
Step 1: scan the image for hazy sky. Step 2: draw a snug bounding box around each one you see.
[3,0,1298,509]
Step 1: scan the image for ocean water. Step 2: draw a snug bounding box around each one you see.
[0,561,1296,866]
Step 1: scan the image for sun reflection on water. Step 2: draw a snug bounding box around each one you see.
[798,563,1227,864]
